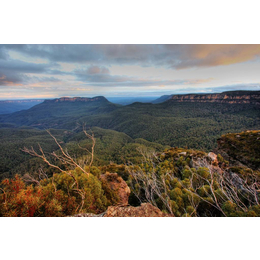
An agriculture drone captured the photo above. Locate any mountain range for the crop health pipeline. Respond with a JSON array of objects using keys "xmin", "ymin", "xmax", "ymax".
[{"xmin": 0, "ymin": 90, "xmax": 259, "ymax": 151}]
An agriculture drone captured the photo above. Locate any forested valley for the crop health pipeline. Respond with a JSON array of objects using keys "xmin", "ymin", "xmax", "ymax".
[{"xmin": 0, "ymin": 91, "xmax": 259, "ymax": 217}]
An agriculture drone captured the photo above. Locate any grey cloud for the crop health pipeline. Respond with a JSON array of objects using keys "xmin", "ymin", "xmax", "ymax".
[
  {"xmin": 2, "ymin": 44, "xmax": 260, "ymax": 70},
  {"xmin": 206, "ymin": 83, "xmax": 260, "ymax": 93},
  {"xmin": 165, "ymin": 84, "xmax": 260, "ymax": 95},
  {"xmin": 74, "ymin": 66, "xmax": 130, "ymax": 83},
  {"xmin": 0, "ymin": 57, "xmax": 61, "ymax": 86},
  {"xmin": 73, "ymin": 66, "xmax": 211, "ymax": 87},
  {"xmin": 29, "ymin": 76, "xmax": 61, "ymax": 83},
  {"xmin": 0, "ymin": 44, "xmax": 103, "ymax": 63},
  {"xmin": 0, "ymin": 70, "xmax": 28, "ymax": 86},
  {"xmin": 85, "ymin": 66, "xmax": 109, "ymax": 75},
  {"xmin": 0, "ymin": 48, "xmax": 8, "ymax": 60},
  {"xmin": 0, "ymin": 59, "xmax": 51, "ymax": 74}
]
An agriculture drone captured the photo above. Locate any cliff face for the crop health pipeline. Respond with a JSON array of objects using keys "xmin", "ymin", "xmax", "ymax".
[{"xmin": 168, "ymin": 91, "xmax": 260, "ymax": 105}]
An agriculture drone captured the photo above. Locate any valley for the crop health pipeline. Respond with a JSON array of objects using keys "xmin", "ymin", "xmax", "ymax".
[{"xmin": 0, "ymin": 90, "xmax": 260, "ymax": 217}]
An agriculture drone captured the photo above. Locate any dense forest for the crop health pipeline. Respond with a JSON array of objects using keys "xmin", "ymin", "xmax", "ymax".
[
  {"xmin": 1, "ymin": 93, "xmax": 259, "ymax": 151},
  {"xmin": 0, "ymin": 127, "xmax": 167, "ymax": 180}
]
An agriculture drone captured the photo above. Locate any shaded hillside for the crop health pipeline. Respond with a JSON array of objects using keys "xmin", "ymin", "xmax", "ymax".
[
  {"xmin": 0, "ymin": 96, "xmax": 119, "ymax": 127},
  {"xmin": 216, "ymin": 130, "xmax": 260, "ymax": 170},
  {"xmin": 151, "ymin": 95, "xmax": 172, "ymax": 104}
]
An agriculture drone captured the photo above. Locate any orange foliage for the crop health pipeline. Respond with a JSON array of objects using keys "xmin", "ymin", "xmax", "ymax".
[{"xmin": 0, "ymin": 175, "xmax": 77, "ymax": 217}]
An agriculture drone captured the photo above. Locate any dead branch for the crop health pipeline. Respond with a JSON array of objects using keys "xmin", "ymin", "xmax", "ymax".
[{"xmin": 21, "ymin": 128, "xmax": 97, "ymax": 213}]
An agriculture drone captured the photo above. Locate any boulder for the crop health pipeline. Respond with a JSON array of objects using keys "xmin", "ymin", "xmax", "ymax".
[
  {"xmin": 207, "ymin": 152, "xmax": 218, "ymax": 162},
  {"xmin": 100, "ymin": 172, "xmax": 130, "ymax": 206}
]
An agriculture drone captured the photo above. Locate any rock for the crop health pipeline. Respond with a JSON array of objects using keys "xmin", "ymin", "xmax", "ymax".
[
  {"xmin": 207, "ymin": 152, "xmax": 218, "ymax": 162},
  {"xmin": 70, "ymin": 203, "xmax": 173, "ymax": 217},
  {"xmin": 71, "ymin": 213, "xmax": 97, "ymax": 217},
  {"xmin": 103, "ymin": 203, "xmax": 172, "ymax": 217},
  {"xmin": 179, "ymin": 152, "xmax": 187, "ymax": 156},
  {"xmin": 100, "ymin": 172, "xmax": 130, "ymax": 206}
]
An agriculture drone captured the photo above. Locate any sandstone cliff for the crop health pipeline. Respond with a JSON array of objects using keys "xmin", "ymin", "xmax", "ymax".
[{"xmin": 168, "ymin": 91, "xmax": 260, "ymax": 105}]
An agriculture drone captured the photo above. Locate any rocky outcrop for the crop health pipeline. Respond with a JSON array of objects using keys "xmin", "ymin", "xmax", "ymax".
[
  {"xmin": 72, "ymin": 203, "xmax": 172, "ymax": 217},
  {"xmin": 207, "ymin": 152, "xmax": 218, "ymax": 163},
  {"xmin": 168, "ymin": 91, "xmax": 260, "ymax": 105},
  {"xmin": 100, "ymin": 172, "xmax": 130, "ymax": 206},
  {"xmin": 104, "ymin": 203, "xmax": 172, "ymax": 217}
]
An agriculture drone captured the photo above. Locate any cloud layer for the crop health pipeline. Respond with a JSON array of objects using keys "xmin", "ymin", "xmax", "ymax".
[
  {"xmin": 0, "ymin": 44, "xmax": 260, "ymax": 99},
  {"xmin": 2, "ymin": 44, "xmax": 260, "ymax": 69}
]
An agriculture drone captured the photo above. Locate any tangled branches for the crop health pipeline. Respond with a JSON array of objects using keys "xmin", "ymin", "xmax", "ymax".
[{"xmin": 128, "ymin": 148, "xmax": 260, "ymax": 217}]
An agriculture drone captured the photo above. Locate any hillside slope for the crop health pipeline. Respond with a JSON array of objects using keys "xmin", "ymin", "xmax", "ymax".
[
  {"xmin": 216, "ymin": 130, "xmax": 260, "ymax": 170},
  {"xmin": 0, "ymin": 96, "xmax": 120, "ymax": 127}
]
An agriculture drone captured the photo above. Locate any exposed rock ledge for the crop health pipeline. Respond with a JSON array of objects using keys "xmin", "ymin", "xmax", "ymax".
[{"xmin": 72, "ymin": 203, "xmax": 173, "ymax": 217}]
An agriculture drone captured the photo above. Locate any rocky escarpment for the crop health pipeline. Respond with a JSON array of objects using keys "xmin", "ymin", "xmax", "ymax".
[{"xmin": 168, "ymin": 91, "xmax": 260, "ymax": 105}]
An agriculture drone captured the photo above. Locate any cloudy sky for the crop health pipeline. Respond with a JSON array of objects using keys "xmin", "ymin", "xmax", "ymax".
[{"xmin": 1, "ymin": 44, "xmax": 260, "ymax": 100}]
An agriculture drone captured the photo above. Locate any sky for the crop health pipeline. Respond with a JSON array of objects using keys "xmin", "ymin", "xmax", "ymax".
[{"xmin": 1, "ymin": 44, "xmax": 260, "ymax": 100}]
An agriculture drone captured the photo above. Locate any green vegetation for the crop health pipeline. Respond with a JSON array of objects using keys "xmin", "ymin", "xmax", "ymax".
[
  {"xmin": 217, "ymin": 130, "xmax": 260, "ymax": 170},
  {"xmin": 0, "ymin": 169, "xmax": 120, "ymax": 217},
  {"xmin": 1, "ymin": 136, "xmax": 259, "ymax": 217},
  {"xmin": 0, "ymin": 127, "xmax": 168, "ymax": 180},
  {"xmin": 1, "ymin": 99, "xmax": 259, "ymax": 151},
  {"xmin": 127, "ymin": 147, "xmax": 260, "ymax": 217},
  {"xmin": 0, "ymin": 96, "xmax": 259, "ymax": 217}
]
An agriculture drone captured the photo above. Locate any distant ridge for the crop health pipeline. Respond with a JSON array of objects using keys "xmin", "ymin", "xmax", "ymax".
[
  {"xmin": 0, "ymin": 99, "xmax": 44, "ymax": 103},
  {"xmin": 44, "ymin": 96, "xmax": 108, "ymax": 103},
  {"xmin": 0, "ymin": 95, "xmax": 118, "ymax": 128},
  {"xmin": 153, "ymin": 90, "xmax": 260, "ymax": 105},
  {"xmin": 0, "ymin": 99, "xmax": 44, "ymax": 115}
]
